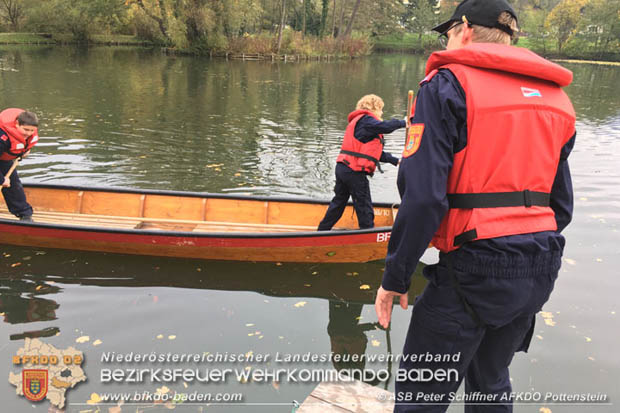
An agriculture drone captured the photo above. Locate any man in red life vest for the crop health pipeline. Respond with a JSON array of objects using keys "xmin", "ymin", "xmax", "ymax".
[
  {"xmin": 318, "ymin": 94, "xmax": 405, "ymax": 230},
  {"xmin": 0, "ymin": 109, "xmax": 40, "ymax": 221},
  {"xmin": 374, "ymin": 0, "xmax": 576, "ymax": 411}
]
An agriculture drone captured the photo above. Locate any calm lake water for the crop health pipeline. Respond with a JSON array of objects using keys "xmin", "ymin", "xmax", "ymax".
[{"xmin": 0, "ymin": 46, "xmax": 619, "ymax": 412}]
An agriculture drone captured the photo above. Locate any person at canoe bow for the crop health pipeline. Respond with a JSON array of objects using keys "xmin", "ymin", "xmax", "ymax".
[
  {"xmin": 317, "ymin": 94, "xmax": 405, "ymax": 231},
  {"xmin": 0, "ymin": 108, "xmax": 40, "ymax": 221},
  {"xmin": 374, "ymin": 0, "xmax": 576, "ymax": 411}
]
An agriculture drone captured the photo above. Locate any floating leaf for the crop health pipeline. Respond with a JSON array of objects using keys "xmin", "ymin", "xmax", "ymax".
[
  {"xmin": 76, "ymin": 336, "xmax": 90, "ymax": 343},
  {"xmin": 584, "ymin": 336, "xmax": 592, "ymax": 342},
  {"xmin": 168, "ymin": 335, "xmax": 176, "ymax": 340},
  {"xmin": 93, "ymin": 339, "xmax": 102, "ymax": 346},
  {"xmin": 539, "ymin": 408, "xmax": 552, "ymax": 413},
  {"xmin": 359, "ymin": 284, "xmax": 371, "ymax": 290},
  {"xmin": 536, "ymin": 335, "xmax": 543, "ymax": 340},
  {"xmin": 87, "ymin": 393, "xmax": 102, "ymax": 404},
  {"xmin": 246, "ymin": 323, "xmax": 255, "ymax": 327},
  {"xmin": 294, "ymin": 301, "xmax": 307, "ymax": 308},
  {"xmin": 587, "ymin": 356, "xmax": 595, "ymax": 361},
  {"xmin": 543, "ymin": 319, "xmax": 556, "ymax": 327},
  {"xmin": 371, "ymin": 340, "xmax": 380, "ymax": 347},
  {"xmin": 564, "ymin": 258, "xmax": 576, "ymax": 266},
  {"xmin": 311, "ymin": 271, "xmax": 318, "ymax": 275},
  {"xmin": 11, "ymin": 262, "xmax": 21, "ymax": 267},
  {"xmin": 157, "ymin": 334, "xmax": 164, "ymax": 339},
  {"xmin": 304, "ymin": 284, "xmax": 311, "ymax": 287},
  {"xmin": 326, "ymin": 251, "xmax": 336, "ymax": 257}
]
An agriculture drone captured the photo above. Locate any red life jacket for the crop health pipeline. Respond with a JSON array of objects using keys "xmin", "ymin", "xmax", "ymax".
[
  {"xmin": 0, "ymin": 108, "xmax": 39, "ymax": 161},
  {"xmin": 425, "ymin": 44, "xmax": 576, "ymax": 252},
  {"xmin": 336, "ymin": 109, "xmax": 384, "ymax": 175}
]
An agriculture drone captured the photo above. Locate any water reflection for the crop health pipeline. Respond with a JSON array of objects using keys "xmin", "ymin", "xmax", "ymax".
[
  {"xmin": 0, "ymin": 244, "xmax": 426, "ymax": 347},
  {"xmin": 0, "ymin": 278, "xmax": 59, "ymax": 325}
]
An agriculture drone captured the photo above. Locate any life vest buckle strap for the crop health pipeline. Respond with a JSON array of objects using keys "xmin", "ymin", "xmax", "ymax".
[
  {"xmin": 453, "ymin": 228, "xmax": 478, "ymax": 247},
  {"xmin": 338, "ymin": 150, "xmax": 380, "ymax": 165},
  {"xmin": 447, "ymin": 191, "xmax": 550, "ymax": 209},
  {"xmin": 523, "ymin": 189, "xmax": 532, "ymax": 208}
]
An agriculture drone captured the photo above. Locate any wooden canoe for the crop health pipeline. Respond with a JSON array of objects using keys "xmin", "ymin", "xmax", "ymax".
[{"xmin": 0, "ymin": 184, "xmax": 398, "ymax": 263}]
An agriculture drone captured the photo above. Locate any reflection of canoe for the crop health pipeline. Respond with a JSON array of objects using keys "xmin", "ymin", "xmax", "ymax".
[
  {"xmin": 0, "ymin": 184, "xmax": 398, "ymax": 263},
  {"xmin": 1, "ymin": 250, "xmax": 427, "ymax": 306}
]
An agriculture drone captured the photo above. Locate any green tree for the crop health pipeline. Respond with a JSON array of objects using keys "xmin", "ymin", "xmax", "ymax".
[
  {"xmin": 545, "ymin": 0, "xmax": 588, "ymax": 52},
  {"xmin": 580, "ymin": 0, "xmax": 620, "ymax": 55},
  {"xmin": 401, "ymin": 0, "xmax": 436, "ymax": 40},
  {"xmin": 0, "ymin": 0, "xmax": 25, "ymax": 30},
  {"xmin": 320, "ymin": 0, "xmax": 329, "ymax": 37}
]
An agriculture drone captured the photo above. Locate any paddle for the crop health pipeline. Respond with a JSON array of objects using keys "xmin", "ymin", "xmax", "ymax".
[
  {"xmin": 405, "ymin": 90, "xmax": 414, "ymax": 132},
  {"xmin": 3, "ymin": 158, "xmax": 19, "ymax": 187}
]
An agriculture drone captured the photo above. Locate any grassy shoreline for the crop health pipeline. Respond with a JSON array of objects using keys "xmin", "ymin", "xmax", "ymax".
[
  {"xmin": 1, "ymin": 32, "xmax": 619, "ymax": 64},
  {"xmin": 0, "ymin": 33, "xmax": 153, "ymax": 46}
]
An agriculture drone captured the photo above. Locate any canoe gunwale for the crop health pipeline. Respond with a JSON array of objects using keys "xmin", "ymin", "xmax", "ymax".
[
  {"xmin": 0, "ymin": 217, "xmax": 392, "ymax": 239},
  {"xmin": 22, "ymin": 182, "xmax": 400, "ymax": 209}
]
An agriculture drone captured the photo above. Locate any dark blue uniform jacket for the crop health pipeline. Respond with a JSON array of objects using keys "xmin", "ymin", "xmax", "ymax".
[{"xmin": 352, "ymin": 115, "xmax": 403, "ymax": 167}]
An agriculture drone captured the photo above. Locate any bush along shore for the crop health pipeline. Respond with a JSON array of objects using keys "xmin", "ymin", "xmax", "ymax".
[
  {"xmin": 1, "ymin": 32, "xmax": 618, "ymax": 64},
  {"xmin": 0, "ymin": 32, "xmax": 373, "ymax": 59}
]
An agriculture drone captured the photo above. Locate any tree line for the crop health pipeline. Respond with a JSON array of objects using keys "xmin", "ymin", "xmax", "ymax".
[{"xmin": 0, "ymin": 0, "xmax": 618, "ymax": 58}]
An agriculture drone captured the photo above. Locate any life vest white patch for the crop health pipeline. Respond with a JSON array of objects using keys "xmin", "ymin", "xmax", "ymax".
[
  {"xmin": 15, "ymin": 143, "xmax": 25, "ymax": 149},
  {"xmin": 521, "ymin": 87, "xmax": 542, "ymax": 98}
]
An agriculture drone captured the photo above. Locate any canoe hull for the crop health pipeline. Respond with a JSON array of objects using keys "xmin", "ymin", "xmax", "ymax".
[
  {"xmin": 0, "ymin": 221, "xmax": 391, "ymax": 263},
  {"xmin": 0, "ymin": 184, "xmax": 395, "ymax": 263}
]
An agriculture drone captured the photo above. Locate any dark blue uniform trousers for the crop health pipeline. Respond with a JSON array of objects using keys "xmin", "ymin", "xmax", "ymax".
[
  {"xmin": 395, "ymin": 255, "xmax": 557, "ymax": 413},
  {"xmin": 0, "ymin": 160, "xmax": 33, "ymax": 217},
  {"xmin": 318, "ymin": 162, "xmax": 374, "ymax": 230}
]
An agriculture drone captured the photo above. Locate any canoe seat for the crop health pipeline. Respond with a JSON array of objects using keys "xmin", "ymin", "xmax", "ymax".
[
  {"xmin": 0, "ymin": 210, "xmax": 141, "ymax": 229},
  {"xmin": 0, "ymin": 208, "xmax": 318, "ymax": 233}
]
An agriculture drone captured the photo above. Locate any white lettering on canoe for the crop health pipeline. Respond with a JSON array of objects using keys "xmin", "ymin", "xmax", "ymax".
[
  {"xmin": 376, "ymin": 232, "xmax": 391, "ymax": 243},
  {"xmin": 374, "ymin": 209, "xmax": 393, "ymax": 216},
  {"xmin": 174, "ymin": 240, "xmax": 196, "ymax": 246}
]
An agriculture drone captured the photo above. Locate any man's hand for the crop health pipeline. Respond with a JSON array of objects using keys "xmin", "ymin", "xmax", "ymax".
[
  {"xmin": 375, "ymin": 286, "xmax": 408, "ymax": 329},
  {"xmin": 22, "ymin": 150, "xmax": 30, "ymax": 158},
  {"xmin": 2, "ymin": 176, "xmax": 10, "ymax": 188}
]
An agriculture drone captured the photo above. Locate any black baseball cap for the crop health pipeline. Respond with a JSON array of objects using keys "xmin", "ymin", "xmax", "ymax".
[{"xmin": 432, "ymin": 0, "xmax": 518, "ymax": 36}]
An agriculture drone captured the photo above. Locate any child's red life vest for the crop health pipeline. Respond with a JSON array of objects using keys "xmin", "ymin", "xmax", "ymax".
[
  {"xmin": 337, "ymin": 109, "xmax": 384, "ymax": 175},
  {"xmin": 0, "ymin": 108, "xmax": 39, "ymax": 160}
]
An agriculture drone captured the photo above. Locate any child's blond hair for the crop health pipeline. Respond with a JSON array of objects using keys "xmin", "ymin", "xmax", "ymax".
[{"xmin": 356, "ymin": 94, "xmax": 384, "ymax": 114}]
